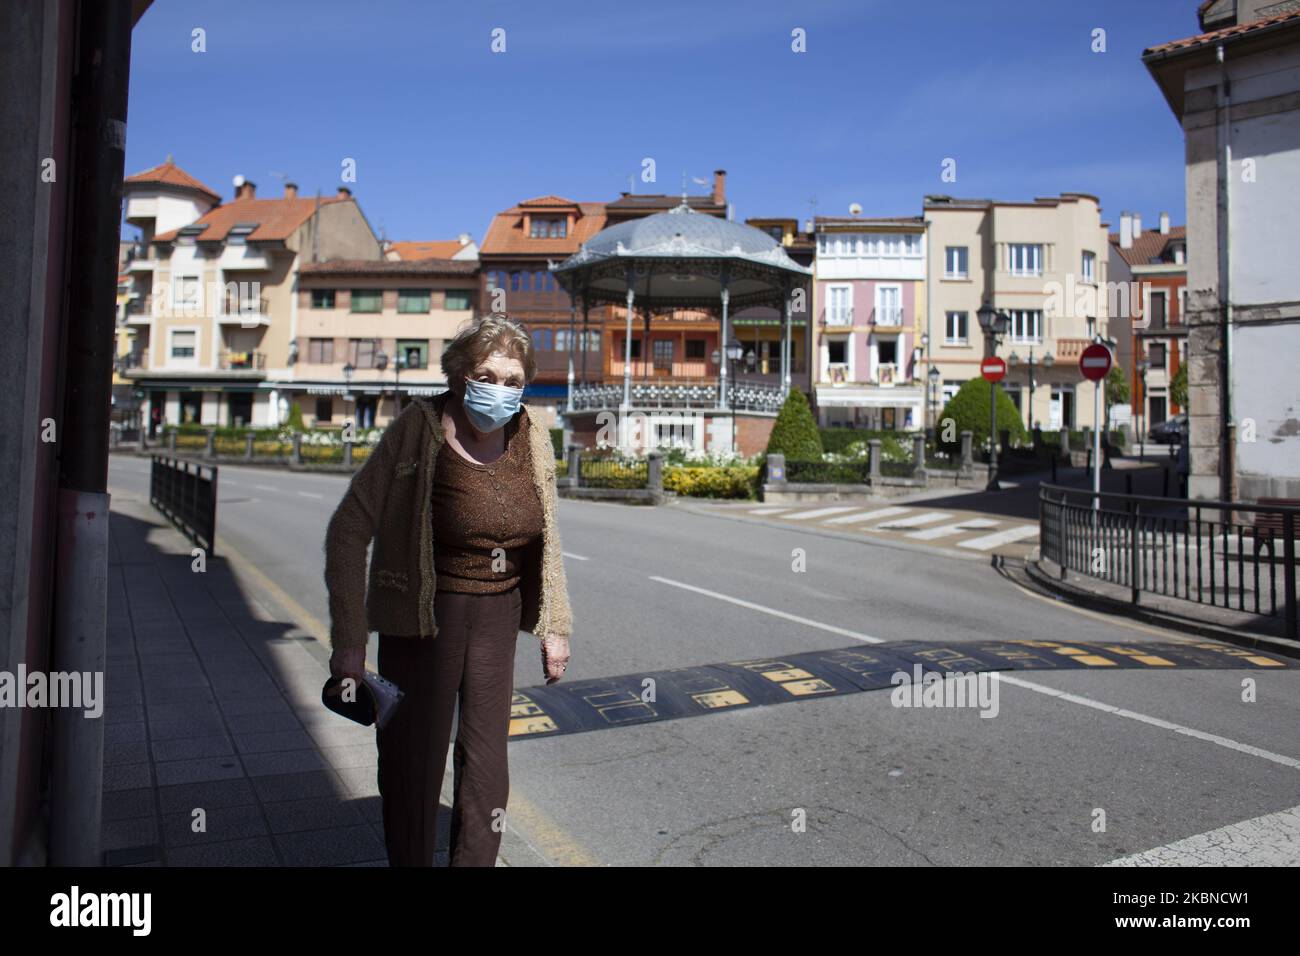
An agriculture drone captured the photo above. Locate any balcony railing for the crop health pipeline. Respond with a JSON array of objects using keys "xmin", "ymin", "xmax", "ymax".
[
  {"xmin": 220, "ymin": 350, "xmax": 266, "ymax": 372},
  {"xmin": 826, "ymin": 363, "xmax": 851, "ymax": 385},
  {"xmin": 1055, "ymin": 338, "xmax": 1091, "ymax": 360},
  {"xmin": 875, "ymin": 363, "xmax": 899, "ymax": 385},
  {"xmin": 123, "ymin": 349, "xmax": 149, "ymax": 371},
  {"xmin": 610, "ymin": 359, "xmax": 712, "ymax": 378},
  {"xmin": 821, "ymin": 307, "xmax": 854, "ymax": 326},
  {"xmin": 126, "ymin": 295, "xmax": 153, "ymax": 317},
  {"xmin": 873, "ymin": 307, "xmax": 903, "ymax": 327},
  {"xmin": 221, "ymin": 295, "xmax": 270, "ymax": 322}
]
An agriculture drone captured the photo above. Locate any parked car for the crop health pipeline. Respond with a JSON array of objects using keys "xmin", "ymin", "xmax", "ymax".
[{"xmin": 1148, "ymin": 413, "xmax": 1187, "ymax": 445}]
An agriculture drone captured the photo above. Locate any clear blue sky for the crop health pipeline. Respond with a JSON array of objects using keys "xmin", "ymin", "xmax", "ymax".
[{"xmin": 125, "ymin": 0, "xmax": 1199, "ymax": 243}]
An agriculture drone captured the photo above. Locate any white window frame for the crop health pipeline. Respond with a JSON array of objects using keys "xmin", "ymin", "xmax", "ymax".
[
  {"xmin": 173, "ymin": 274, "xmax": 203, "ymax": 316},
  {"xmin": 875, "ymin": 284, "xmax": 903, "ymax": 327},
  {"xmin": 944, "ymin": 310, "xmax": 969, "ymax": 345},
  {"xmin": 944, "ymin": 246, "xmax": 968, "ymax": 279},
  {"xmin": 826, "ymin": 284, "xmax": 854, "ymax": 325},
  {"xmin": 823, "ymin": 332, "xmax": 854, "ymax": 383},
  {"xmin": 167, "ymin": 325, "xmax": 201, "ymax": 368},
  {"xmin": 1008, "ymin": 309, "xmax": 1043, "ymax": 344},
  {"xmin": 1081, "ymin": 250, "xmax": 1096, "ymax": 284},
  {"xmin": 1008, "ymin": 243, "xmax": 1043, "ymax": 277}
]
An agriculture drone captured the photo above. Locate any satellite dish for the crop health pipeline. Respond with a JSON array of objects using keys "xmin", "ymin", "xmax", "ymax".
[
  {"xmin": 849, "ymin": 202, "xmax": 862, "ymax": 216},
  {"xmin": 233, "ymin": 174, "xmax": 246, "ymax": 187}
]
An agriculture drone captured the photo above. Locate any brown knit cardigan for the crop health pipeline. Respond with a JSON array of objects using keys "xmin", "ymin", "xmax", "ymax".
[{"xmin": 323, "ymin": 389, "xmax": 572, "ymax": 650}]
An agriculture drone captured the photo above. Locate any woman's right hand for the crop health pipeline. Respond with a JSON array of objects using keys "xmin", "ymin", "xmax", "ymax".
[{"xmin": 329, "ymin": 645, "xmax": 367, "ymax": 684}]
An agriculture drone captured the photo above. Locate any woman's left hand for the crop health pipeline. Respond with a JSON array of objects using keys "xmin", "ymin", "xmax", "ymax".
[{"xmin": 540, "ymin": 634, "xmax": 570, "ymax": 684}]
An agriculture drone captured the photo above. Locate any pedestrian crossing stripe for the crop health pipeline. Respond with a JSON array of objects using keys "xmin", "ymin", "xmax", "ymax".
[{"xmin": 506, "ymin": 640, "xmax": 1294, "ymax": 739}]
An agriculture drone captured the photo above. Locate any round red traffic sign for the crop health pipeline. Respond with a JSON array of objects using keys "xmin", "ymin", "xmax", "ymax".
[
  {"xmin": 1079, "ymin": 343, "xmax": 1113, "ymax": 382},
  {"xmin": 981, "ymin": 356, "xmax": 1006, "ymax": 382}
]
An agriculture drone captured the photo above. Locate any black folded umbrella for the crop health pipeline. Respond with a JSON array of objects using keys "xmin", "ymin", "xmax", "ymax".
[{"xmin": 321, "ymin": 675, "xmax": 379, "ymax": 726}]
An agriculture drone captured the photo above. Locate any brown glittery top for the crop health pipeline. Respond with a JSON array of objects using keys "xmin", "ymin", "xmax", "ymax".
[{"xmin": 430, "ymin": 410, "xmax": 544, "ymax": 594}]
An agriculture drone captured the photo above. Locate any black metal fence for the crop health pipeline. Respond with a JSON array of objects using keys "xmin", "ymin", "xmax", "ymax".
[
  {"xmin": 1039, "ymin": 483, "xmax": 1298, "ymax": 639},
  {"xmin": 150, "ymin": 455, "xmax": 218, "ymax": 555}
]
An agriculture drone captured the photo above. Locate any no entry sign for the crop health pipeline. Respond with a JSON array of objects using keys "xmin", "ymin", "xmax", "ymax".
[
  {"xmin": 981, "ymin": 356, "xmax": 1006, "ymax": 382},
  {"xmin": 1080, "ymin": 343, "xmax": 1112, "ymax": 382}
]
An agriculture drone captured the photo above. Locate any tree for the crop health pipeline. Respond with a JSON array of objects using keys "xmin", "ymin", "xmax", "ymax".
[
  {"xmin": 1170, "ymin": 363, "xmax": 1188, "ymax": 410},
  {"xmin": 765, "ymin": 388, "xmax": 824, "ymax": 460},
  {"xmin": 1104, "ymin": 366, "xmax": 1129, "ymax": 430},
  {"xmin": 936, "ymin": 379, "xmax": 1028, "ymax": 453}
]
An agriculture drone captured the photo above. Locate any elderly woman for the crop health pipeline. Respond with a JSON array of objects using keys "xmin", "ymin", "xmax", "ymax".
[{"xmin": 323, "ymin": 313, "xmax": 572, "ymax": 867}]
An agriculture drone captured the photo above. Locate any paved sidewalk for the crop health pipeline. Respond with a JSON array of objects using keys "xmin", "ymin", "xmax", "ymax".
[{"xmin": 101, "ymin": 486, "xmax": 509, "ymax": 866}]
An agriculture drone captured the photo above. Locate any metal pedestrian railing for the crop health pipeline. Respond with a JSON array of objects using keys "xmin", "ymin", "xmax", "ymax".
[
  {"xmin": 1039, "ymin": 483, "xmax": 1298, "ymax": 639},
  {"xmin": 578, "ymin": 455, "xmax": 649, "ymax": 489},
  {"xmin": 150, "ymin": 455, "xmax": 218, "ymax": 555}
]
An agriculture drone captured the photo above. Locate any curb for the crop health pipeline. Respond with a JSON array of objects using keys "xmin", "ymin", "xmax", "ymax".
[{"xmin": 1000, "ymin": 555, "xmax": 1300, "ymax": 661}]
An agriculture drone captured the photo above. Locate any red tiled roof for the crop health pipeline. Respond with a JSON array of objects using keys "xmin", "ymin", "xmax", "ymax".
[
  {"xmin": 1107, "ymin": 226, "xmax": 1188, "ymax": 267},
  {"xmin": 124, "ymin": 159, "xmax": 221, "ymax": 204},
  {"xmin": 299, "ymin": 258, "xmax": 478, "ymax": 277},
  {"xmin": 153, "ymin": 195, "xmax": 348, "ymax": 244},
  {"xmin": 1144, "ymin": 9, "xmax": 1300, "ymax": 57},
  {"xmin": 479, "ymin": 200, "xmax": 606, "ymax": 258},
  {"xmin": 387, "ymin": 240, "xmax": 469, "ymax": 261}
]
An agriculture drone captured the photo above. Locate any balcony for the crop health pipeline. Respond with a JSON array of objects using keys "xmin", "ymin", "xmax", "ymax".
[
  {"xmin": 125, "ymin": 295, "xmax": 153, "ymax": 324},
  {"xmin": 218, "ymin": 295, "xmax": 270, "ymax": 327},
  {"xmin": 872, "ymin": 307, "xmax": 903, "ymax": 328},
  {"xmin": 874, "ymin": 363, "xmax": 900, "ymax": 386},
  {"xmin": 826, "ymin": 362, "xmax": 851, "ymax": 385},
  {"xmin": 219, "ymin": 350, "xmax": 267, "ymax": 377},
  {"xmin": 821, "ymin": 307, "xmax": 854, "ymax": 327},
  {"xmin": 122, "ymin": 349, "xmax": 149, "ymax": 373},
  {"xmin": 1055, "ymin": 338, "xmax": 1091, "ymax": 360}
]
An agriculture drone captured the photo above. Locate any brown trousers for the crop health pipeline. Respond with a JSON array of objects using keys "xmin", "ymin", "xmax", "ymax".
[{"xmin": 376, "ymin": 585, "xmax": 521, "ymax": 867}]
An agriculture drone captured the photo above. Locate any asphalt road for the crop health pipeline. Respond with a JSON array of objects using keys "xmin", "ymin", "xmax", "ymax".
[{"xmin": 108, "ymin": 453, "xmax": 1300, "ymax": 866}]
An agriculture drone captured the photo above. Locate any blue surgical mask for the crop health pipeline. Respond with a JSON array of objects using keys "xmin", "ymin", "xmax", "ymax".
[{"xmin": 462, "ymin": 378, "xmax": 523, "ymax": 433}]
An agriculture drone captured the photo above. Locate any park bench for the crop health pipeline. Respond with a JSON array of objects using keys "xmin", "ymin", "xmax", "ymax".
[{"xmin": 1250, "ymin": 497, "xmax": 1300, "ymax": 558}]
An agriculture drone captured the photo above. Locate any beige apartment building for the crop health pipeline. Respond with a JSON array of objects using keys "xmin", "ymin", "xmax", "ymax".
[
  {"xmin": 292, "ymin": 259, "xmax": 480, "ymax": 427},
  {"xmin": 121, "ymin": 160, "xmax": 383, "ymax": 430},
  {"xmin": 924, "ymin": 193, "xmax": 1113, "ymax": 432}
]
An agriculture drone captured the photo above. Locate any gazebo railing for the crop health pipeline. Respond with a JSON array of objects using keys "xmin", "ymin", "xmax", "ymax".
[{"xmin": 568, "ymin": 380, "xmax": 785, "ymax": 413}]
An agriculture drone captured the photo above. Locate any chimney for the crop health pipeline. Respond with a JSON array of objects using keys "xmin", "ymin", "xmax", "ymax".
[
  {"xmin": 284, "ymin": 182, "xmax": 298, "ymax": 200},
  {"xmin": 236, "ymin": 180, "xmax": 257, "ymax": 200},
  {"xmin": 712, "ymin": 169, "xmax": 726, "ymax": 206},
  {"xmin": 1119, "ymin": 211, "xmax": 1133, "ymax": 249},
  {"xmin": 336, "ymin": 186, "xmax": 352, "ymax": 199},
  {"xmin": 1132, "ymin": 212, "xmax": 1142, "ymax": 239},
  {"xmin": 1159, "ymin": 211, "xmax": 1170, "ymax": 235}
]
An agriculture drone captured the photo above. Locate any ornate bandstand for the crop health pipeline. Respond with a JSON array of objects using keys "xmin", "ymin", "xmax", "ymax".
[{"xmin": 553, "ymin": 201, "xmax": 812, "ymax": 456}]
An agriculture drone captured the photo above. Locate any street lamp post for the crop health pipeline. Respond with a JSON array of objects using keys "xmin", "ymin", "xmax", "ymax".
[
  {"xmin": 342, "ymin": 362, "xmax": 355, "ymax": 427},
  {"xmin": 1136, "ymin": 354, "xmax": 1150, "ymax": 463},
  {"xmin": 1007, "ymin": 347, "xmax": 1054, "ymax": 432},
  {"xmin": 976, "ymin": 301, "xmax": 1011, "ymax": 491},
  {"xmin": 927, "ymin": 366, "xmax": 941, "ymax": 440}
]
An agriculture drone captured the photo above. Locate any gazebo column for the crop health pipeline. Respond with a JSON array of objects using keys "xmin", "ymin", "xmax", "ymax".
[
  {"xmin": 565, "ymin": 288, "xmax": 577, "ymax": 413},
  {"xmin": 718, "ymin": 268, "xmax": 731, "ymax": 412},
  {"xmin": 782, "ymin": 286, "xmax": 794, "ymax": 398},
  {"xmin": 622, "ymin": 274, "xmax": 636, "ymax": 408},
  {"xmin": 580, "ymin": 296, "xmax": 590, "ymax": 384}
]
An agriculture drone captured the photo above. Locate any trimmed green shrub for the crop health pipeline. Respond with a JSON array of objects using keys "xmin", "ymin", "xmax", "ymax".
[
  {"xmin": 765, "ymin": 388, "xmax": 823, "ymax": 460},
  {"xmin": 936, "ymin": 379, "xmax": 1028, "ymax": 453}
]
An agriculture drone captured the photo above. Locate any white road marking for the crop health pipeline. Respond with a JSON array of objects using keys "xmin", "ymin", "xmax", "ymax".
[
  {"xmin": 1104, "ymin": 804, "xmax": 1300, "ymax": 866},
  {"xmin": 749, "ymin": 507, "xmax": 791, "ymax": 515},
  {"xmin": 906, "ymin": 518, "xmax": 1000, "ymax": 540},
  {"xmin": 998, "ymin": 674, "xmax": 1300, "ymax": 770},
  {"xmin": 254, "ymin": 484, "xmax": 279, "ymax": 492},
  {"xmin": 823, "ymin": 507, "xmax": 911, "ymax": 525},
  {"xmin": 957, "ymin": 525, "xmax": 1039, "ymax": 550},
  {"xmin": 875, "ymin": 511, "xmax": 953, "ymax": 529},
  {"xmin": 562, "ymin": 552, "xmax": 589, "ymax": 560},
  {"xmin": 780, "ymin": 506, "xmax": 861, "ymax": 521},
  {"xmin": 297, "ymin": 491, "xmax": 325, "ymax": 500},
  {"xmin": 649, "ymin": 576, "xmax": 884, "ymax": 643}
]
